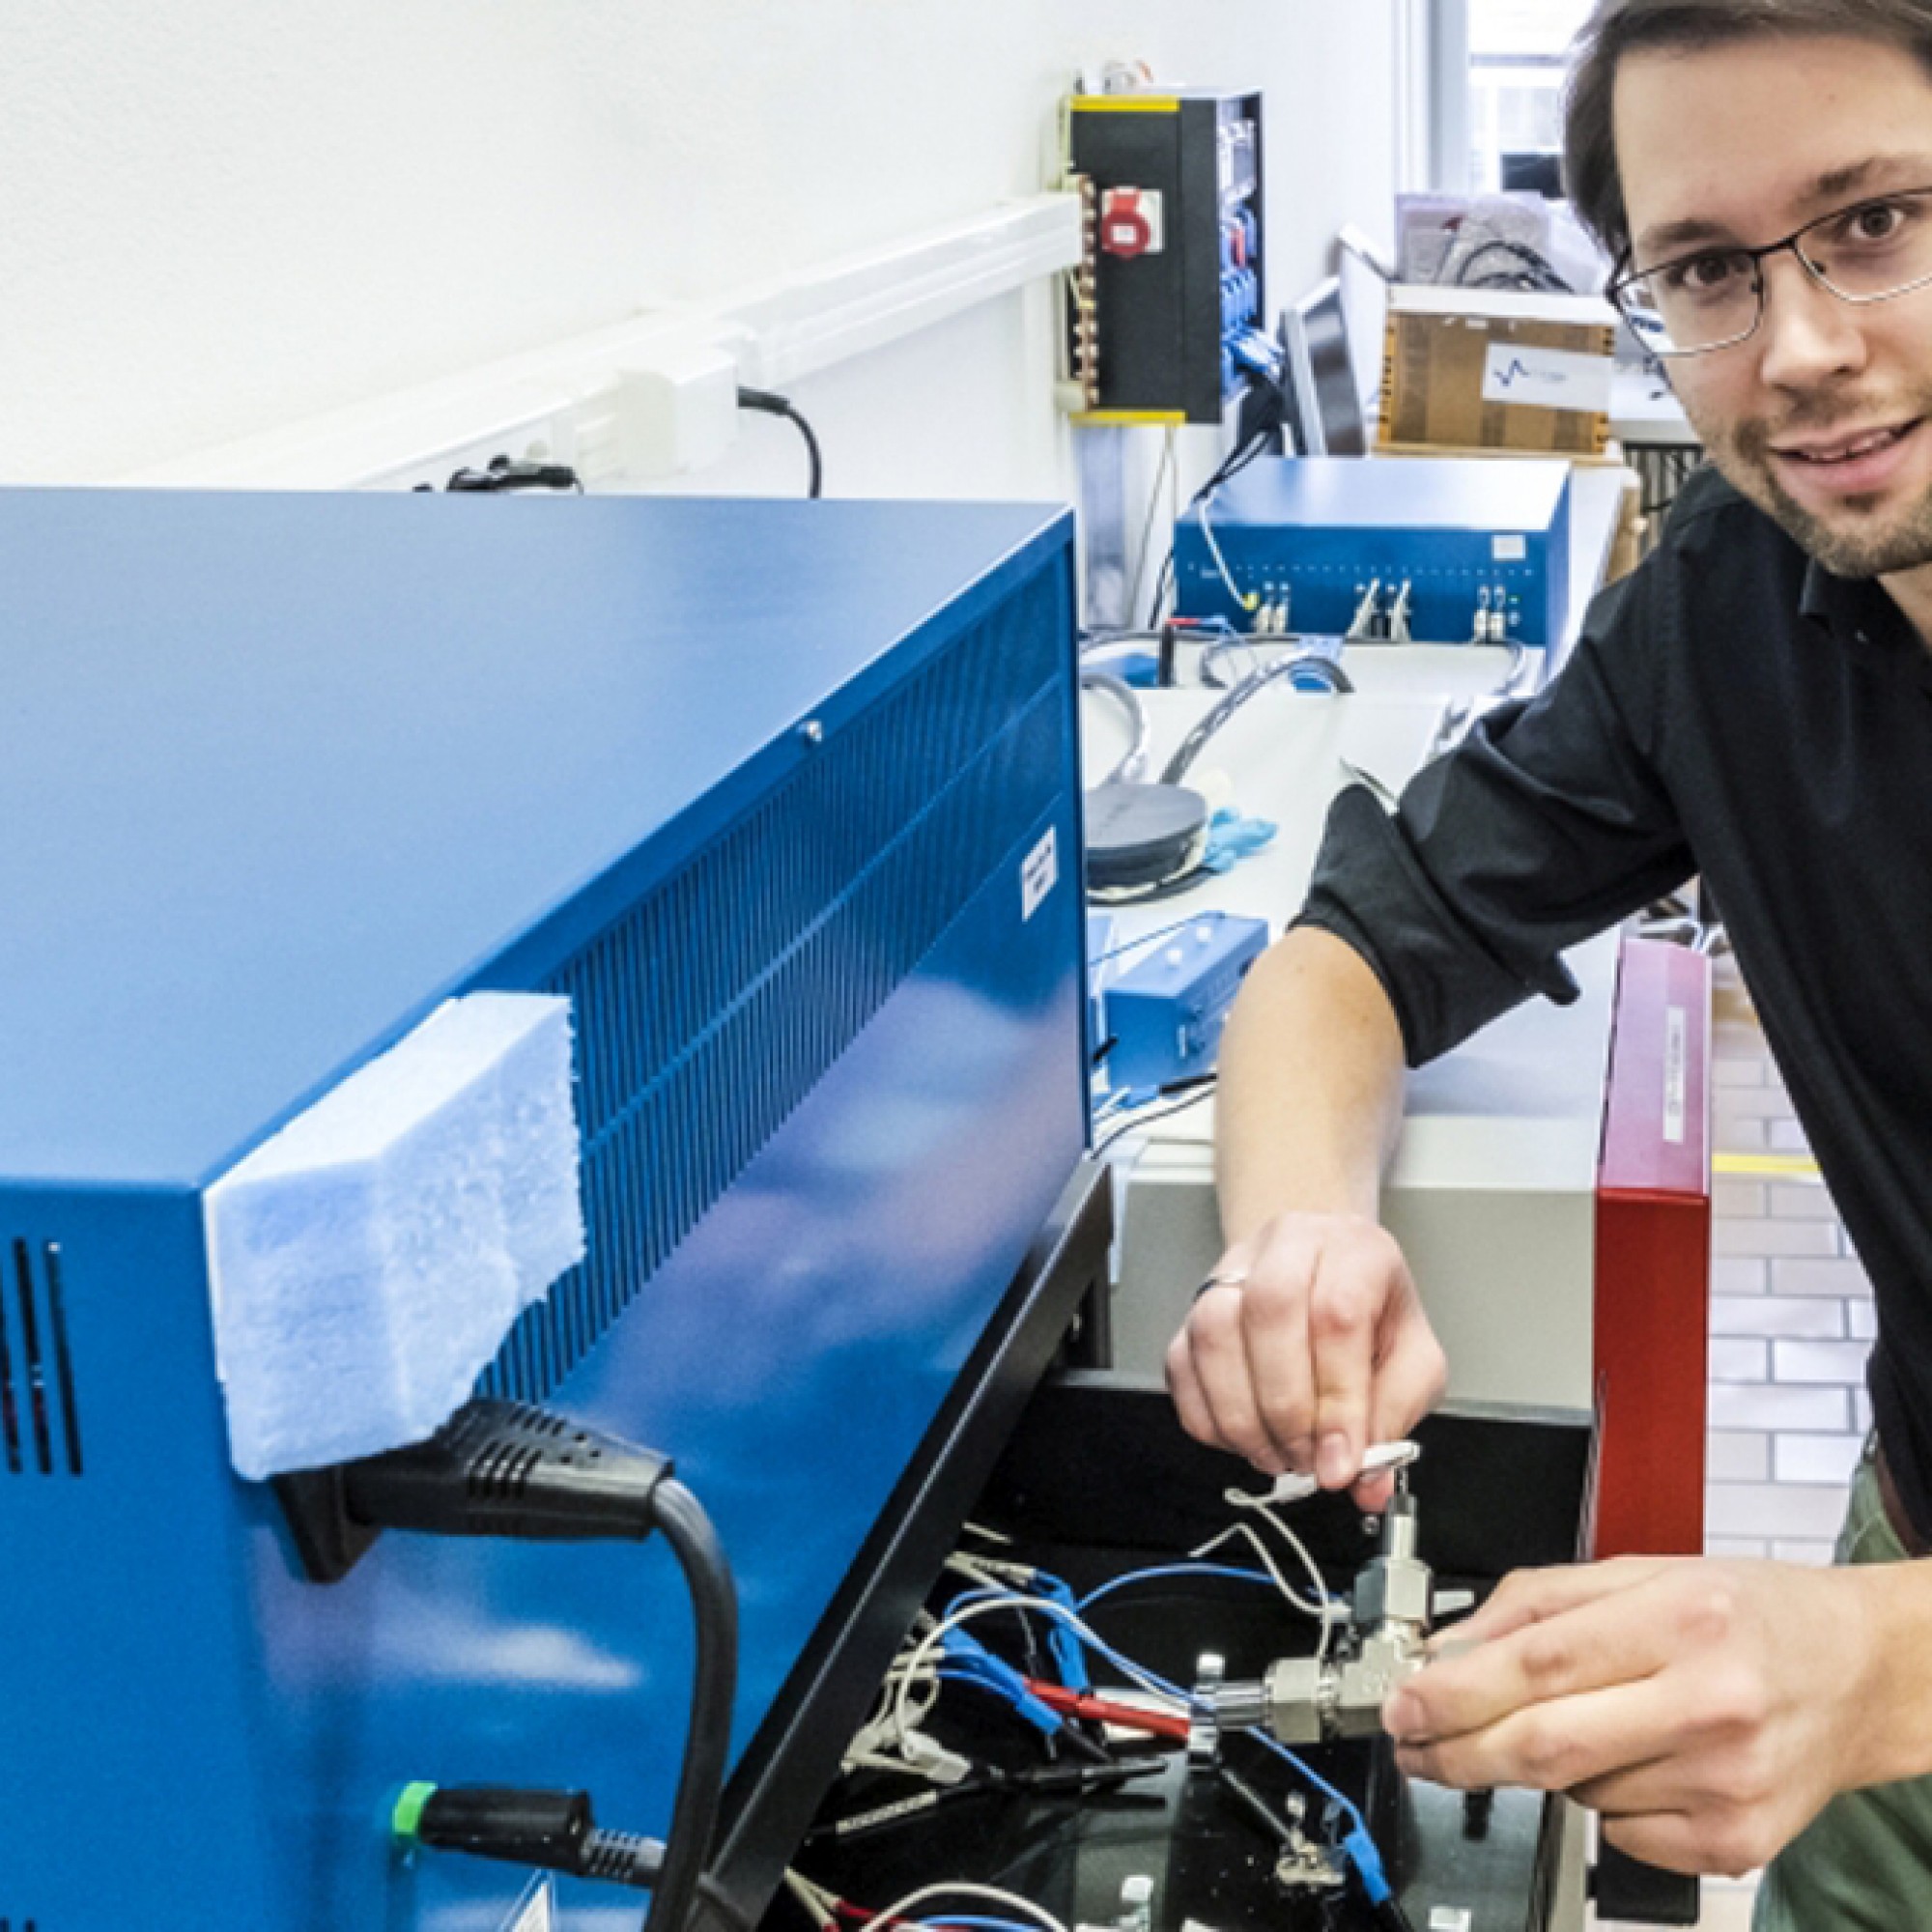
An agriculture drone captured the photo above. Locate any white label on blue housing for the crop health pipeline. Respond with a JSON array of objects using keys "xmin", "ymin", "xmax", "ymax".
[
  {"xmin": 1021, "ymin": 826, "xmax": 1059, "ymax": 922},
  {"xmin": 1480, "ymin": 342, "xmax": 1614, "ymax": 412}
]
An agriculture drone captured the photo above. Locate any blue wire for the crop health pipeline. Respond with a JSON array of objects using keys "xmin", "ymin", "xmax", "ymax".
[
  {"xmin": 932, "ymin": 1586, "xmax": 1166, "ymax": 1693},
  {"xmin": 1243, "ymin": 1727, "xmax": 1393, "ymax": 1906},
  {"xmin": 921, "ymin": 1918, "xmax": 1051, "ymax": 1932},
  {"xmin": 1074, "ymin": 1561, "xmax": 1281, "ymax": 1614},
  {"xmin": 929, "ymin": 1573, "xmax": 1397, "ymax": 1908},
  {"xmin": 942, "ymin": 1581, "xmax": 1059, "ymax": 1628},
  {"xmin": 943, "ymin": 1563, "xmax": 1073, "ymax": 1613}
]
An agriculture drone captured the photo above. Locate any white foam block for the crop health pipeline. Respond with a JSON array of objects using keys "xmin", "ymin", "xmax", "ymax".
[{"xmin": 205, "ymin": 992, "xmax": 586, "ymax": 1480}]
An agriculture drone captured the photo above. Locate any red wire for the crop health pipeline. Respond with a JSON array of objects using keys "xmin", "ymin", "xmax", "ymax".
[{"xmin": 1024, "ymin": 1680, "xmax": 1190, "ymax": 1740}]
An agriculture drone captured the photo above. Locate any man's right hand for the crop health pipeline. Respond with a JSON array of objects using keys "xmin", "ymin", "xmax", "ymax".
[{"xmin": 1164, "ymin": 1210, "xmax": 1447, "ymax": 1505}]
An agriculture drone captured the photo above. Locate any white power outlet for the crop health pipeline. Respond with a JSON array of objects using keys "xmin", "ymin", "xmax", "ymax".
[{"xmin": 615, "ymin": 337, "xmax": 742, "ymax": 480}]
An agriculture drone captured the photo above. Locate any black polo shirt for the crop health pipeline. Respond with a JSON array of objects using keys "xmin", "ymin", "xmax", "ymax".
[{"xmin": 1300, "ymin": 464, "xmax": 1932, "ymax": 1539}]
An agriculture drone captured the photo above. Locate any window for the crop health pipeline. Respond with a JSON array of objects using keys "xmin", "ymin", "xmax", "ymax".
[{"xmin": 1468, "ymin": 0, "xmax": 1595, "ymax": 193}]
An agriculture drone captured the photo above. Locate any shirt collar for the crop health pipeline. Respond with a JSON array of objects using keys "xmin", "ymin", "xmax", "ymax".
[{"xmin": 1798, "ymin": 557, "xmax": 1932, "ymax": 680}]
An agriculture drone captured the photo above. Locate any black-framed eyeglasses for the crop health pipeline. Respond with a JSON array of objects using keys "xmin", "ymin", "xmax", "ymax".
[{"xmin": 1607, "ymin": 185, "xmax": 1932, "ymax": 356}]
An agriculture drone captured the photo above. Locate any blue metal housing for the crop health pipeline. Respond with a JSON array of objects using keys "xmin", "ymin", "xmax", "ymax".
[
  {"xmin": 1174, "ymin": 454, "xmax": 1572, "ymax": 646},
  {"xmin": 0, "ymin": 488, "xmax": 1086, "ymax": 1930}
]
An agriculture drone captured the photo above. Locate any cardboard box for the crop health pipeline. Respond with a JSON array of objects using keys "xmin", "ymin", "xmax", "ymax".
[{"xmin": 1379, "ymin": 284, "xmax": 1619, "ymax": 456}]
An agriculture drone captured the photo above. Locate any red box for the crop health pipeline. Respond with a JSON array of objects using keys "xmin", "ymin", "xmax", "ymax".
[{"xmin": 1593, "ymin": 937, "xmax": 1713, "ymax": 1557}]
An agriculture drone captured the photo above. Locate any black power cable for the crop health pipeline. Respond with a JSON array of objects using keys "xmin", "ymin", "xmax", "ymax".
[
  {"xmin": 1450, "ymin": 237, "xmax": 1573, "ymax": 293},
  {"xmin": 649, "ymin": 1479, "xmax": 737, "ymax": 1932},
  {"xmin": 736, "ymin": 386, "xmax": 824, "ymax": 497},
  {"xmin": 346, "ymin": 1399, "xmax": 738, "ymax": 1932}
]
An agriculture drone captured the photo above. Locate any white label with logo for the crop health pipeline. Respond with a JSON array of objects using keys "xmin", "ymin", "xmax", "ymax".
[
  {"xmin": 1663, "ymin": 1005, "xmax": 1688, "ymax": 1145},
  {"xmin": 1492, "ymin": 533, "xmax": 1526, "ymax": 561},
  {"xmin": 1021, "ymin": 826, "xmax": 1060, "ymax": 922},
  {"xmin": 1480, "ymin": 343, "xmax": 1614, "ymax": 412}
]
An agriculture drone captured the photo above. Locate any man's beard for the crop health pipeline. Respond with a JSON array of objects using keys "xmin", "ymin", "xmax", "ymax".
[{"xmin": 1711, "ymin": 406, "xmax": 1932, "ymax": 578}]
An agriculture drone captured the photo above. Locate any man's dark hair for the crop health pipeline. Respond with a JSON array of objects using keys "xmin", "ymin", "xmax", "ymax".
[{"xmin": 1564, "ymin": 0, "xmax": 1932, "ymax": 262}]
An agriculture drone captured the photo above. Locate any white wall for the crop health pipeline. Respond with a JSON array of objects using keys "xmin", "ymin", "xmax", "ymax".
[{"xmin": 1, "ymin": 2, "xmax": 1404, "ymax": 497}]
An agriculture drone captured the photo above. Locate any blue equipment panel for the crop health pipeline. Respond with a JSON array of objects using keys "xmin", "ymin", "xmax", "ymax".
[
  {"xmin": 1173, "ymin": 455, "xmax": 1572, "ymax": 647},
  {"xmin": 0, "ymin": 488, "xmax": 1086, "ymax": 1930}
]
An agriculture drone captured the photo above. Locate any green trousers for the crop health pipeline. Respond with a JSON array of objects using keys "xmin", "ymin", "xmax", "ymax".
[{"xmin": 1752, "ymin": 1443, "xmax": 1932, "ymax": 1930}]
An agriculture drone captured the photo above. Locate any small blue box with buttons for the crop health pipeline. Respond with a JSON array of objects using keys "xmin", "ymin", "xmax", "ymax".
[{"xmin": 1101, "ymin": 911, "xmax": 1270, "ymax": 1103}]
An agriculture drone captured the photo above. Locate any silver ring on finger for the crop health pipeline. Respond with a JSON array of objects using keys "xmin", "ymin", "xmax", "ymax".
[{"xmin": 1194, "ymin": 1270, "xmax": 1248, "ymax": 1301}]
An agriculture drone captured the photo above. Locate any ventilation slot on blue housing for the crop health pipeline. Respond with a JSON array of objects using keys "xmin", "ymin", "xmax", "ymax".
[
  {"xmin": 1, "ymin": 1239, "xmax": 82, "ymax": 1478},
  {"xmin": 479, "ymin": 570, "xmax": 1067, "ymax": 1406}
]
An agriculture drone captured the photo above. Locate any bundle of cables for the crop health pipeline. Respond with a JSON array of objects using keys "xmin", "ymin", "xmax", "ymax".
[
  {"xmin": 790, "ymin": 1486, "xmax": 1416, "ymax": 1932},
  {"xmin": 1143, "ymin": 358, "xmax": 1290, "ymax": 634}
]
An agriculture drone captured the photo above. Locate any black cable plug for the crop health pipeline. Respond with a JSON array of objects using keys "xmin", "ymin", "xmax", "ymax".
[
  {"xmin": 342, "ymin": 1398, "xmax": 670, "ymax": 1541},
  {"xmin": 440, "ymin": 454, "xmax": 585, "ymax": 493},
  {"xmin": 394, "ymin": 1782, "xmax": 664, "ymax": 1889}
]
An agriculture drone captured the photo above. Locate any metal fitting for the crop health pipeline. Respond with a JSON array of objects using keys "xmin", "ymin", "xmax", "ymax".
[{"xmin": 1203, "ymin": 1488, "xmax": 1435, "ymax": 1747}]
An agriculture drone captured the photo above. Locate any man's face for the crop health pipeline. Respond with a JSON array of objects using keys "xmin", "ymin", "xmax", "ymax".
[{"xmin": 1615, "ymin": 34, "xmax": 1932, "ymax": 581}]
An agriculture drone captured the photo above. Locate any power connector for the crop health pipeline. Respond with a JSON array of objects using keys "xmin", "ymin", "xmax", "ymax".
[
  {"xmin": 273, "ymin": 1398, "xmax": 670, "ymax": 1584},
  {"xmin": 392, "ymin": 1782, "xmax": 663, "ymax": 1890},
  {"xmin": 342, "ymin": 1399, "xmax": 671, "ymax": 1543}
]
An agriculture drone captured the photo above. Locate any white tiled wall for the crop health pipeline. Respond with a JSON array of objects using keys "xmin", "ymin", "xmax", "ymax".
[{"xmin": 1702, "ymin": 958, "xmax": 1865, "ymax": 1571}]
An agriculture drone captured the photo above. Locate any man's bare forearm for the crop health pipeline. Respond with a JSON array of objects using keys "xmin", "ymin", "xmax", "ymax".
[
  {"xmin": 1214, "ymin": 925, "xmax": 1407, "ymax": 1247},
  {"xmin": 1175, "ymin": 924, "xmax": 1443, "ymax": 1487}
]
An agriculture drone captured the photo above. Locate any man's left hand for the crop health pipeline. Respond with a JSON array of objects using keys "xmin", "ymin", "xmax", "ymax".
[{"xmin": 1382, "ymin": 1555, "xmax": 1875, "ymax": 1875}]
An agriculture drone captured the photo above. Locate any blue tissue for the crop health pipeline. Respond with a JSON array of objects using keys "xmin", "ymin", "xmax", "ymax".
[{"xmin": 1199, "ymin": 808, "xmax": 1278, "ymax": 873}]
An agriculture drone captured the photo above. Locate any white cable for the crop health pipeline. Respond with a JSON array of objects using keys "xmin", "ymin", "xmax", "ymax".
[
  {"xmin": 960, "ymin": 1520, "xmax": 1017, "ymax": 1549},
  {"xmin": 867, "ymin": 1880, "xmax": 1074, "ymax": 1932},
  {"xmin": 1125, "ymin": 429, "xmax": 1176, "ymax": 627},
  {"xmin": 1195, "ymin": 490, "xmax": 1256, "ymax": 613},
  {"xmin": 1166, "ymin": 424, "xmax": 1180, "ymax": 583},
  {"xmin": 784, "ymin": 1870, "xmax": 840, "ymax": 1932},
  {"xmin": 1188, "ymin": 1520, "xmax": 1331, "ymax": 1627},
  {"xmin": 943, "ymin": 1553, "xmax": 1018, "ymax": 1593},
  {"xmin": 848, "ymin": 1647, "xmax": 940, "ymax": 1767},
  {"xmin": 1232, "ymin": 1493, "xmax": 1341, "ymax": 1669}
]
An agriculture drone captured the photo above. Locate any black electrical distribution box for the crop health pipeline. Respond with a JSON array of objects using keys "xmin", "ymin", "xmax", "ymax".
[{"xmin": 1069, "ymin": 88, "xmax": 1264, "ymax": 425}]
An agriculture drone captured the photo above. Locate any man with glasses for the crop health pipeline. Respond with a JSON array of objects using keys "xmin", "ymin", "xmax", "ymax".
[{"xmin": 1165, "ymin": 1, "xmax": 1932, "ymax": 1921}]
